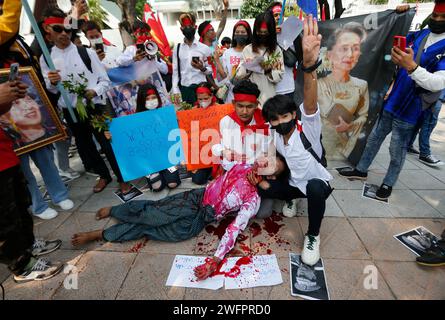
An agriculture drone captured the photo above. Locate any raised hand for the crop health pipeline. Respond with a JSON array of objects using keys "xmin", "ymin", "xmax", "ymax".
[{"xmin": 302, "ymin": 14, "xmax": 322, "ymax": 67}]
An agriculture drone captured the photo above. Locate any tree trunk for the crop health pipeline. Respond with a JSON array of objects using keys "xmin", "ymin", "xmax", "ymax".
[{"xmin": 110, "ymin": 0, "xmax": 138, "ymax": 48}]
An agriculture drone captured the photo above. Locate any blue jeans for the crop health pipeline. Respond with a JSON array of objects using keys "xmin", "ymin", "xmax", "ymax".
[
  {"xmin": 356, "ymin": 110, "xmax": 416, "ymax": 187},
  {"xmin": 20, "ymin": 145, "xmax": 69, "ymax": 214},
  {"xmin": 409, "ymin": 100, "xmax": 442, "ymax": 157}
]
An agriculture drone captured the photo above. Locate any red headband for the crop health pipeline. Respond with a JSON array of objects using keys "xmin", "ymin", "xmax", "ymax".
[
  {"xmin": 234, "ymin": 93, "xmax": 257, "ymax": 103},
  {"xmin": 235, "ymin": 20, "xmax": 250, "ymax": 32},
  {"xmin": 434, "ymin": 3, "xmax": 445, "ymax": 13},
  {"xmin": 196, "ymin": 86, "xmax": 212, "ymax": 95},
  {"xmin": 272, "ymin": 6, "xmax": 282, "ymax": 14},
  {"xmin": 200, "ymin": 23, "xmax": 213, "ymax": 42},
  {"xmin": 182, "ymin": 17, "xmax": 192, "ymax": 26},
  {"xmin": 146, "ymin": 89, "xmax": 157, "ymax": 96},
  {"xmin": 44, "ymin": 17, "xmax": 65, "ymax": 26},
  {"xmin": 260, "ymin": 21, "xmax": 268, "ymax": 29}
]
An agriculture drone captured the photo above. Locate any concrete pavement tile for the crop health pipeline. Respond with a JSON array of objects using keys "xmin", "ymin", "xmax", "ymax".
[
  {"xmin": 323, "ymin": 259, "xmax": 395, "ymax": 300},
  {"xmin": 0, "ymin": 264, "xmax": 10, "ymax": 284},
  {"xmin": 333, "ymin": 190, "xmax": 393, "ymax": 218},
  {"xmin": 375, "ymin": 261, "xmax": 445, "ymax": 300},
  {"xmin": 397, "ymin": 218, "xmax": 445, "ymax": 238},
  {"xmin": 295, "ymin": 196, "xmax": 345, "ymax": 217},
  {"xmin": 299, "ymin": 217, "xmax": 370, "ymax": 260},
  {"xmin": 116, "ymin": 253, "xmax": 186, "ymax": 300},
  {"xmin": 78, "ymin": 187, "xmax": 121, "ymax": 212},
  {"xmin": 64, "ymin": 186, "xmax": 94, "ymax": 212},
  {"xmin": 385, "ymin": 190, "xmax": 442, "ymax": 218},
  {"xmin": 33, "ymin": 211, "xmax": 73, "ymax": 239},
  {"xmin": 415, "ymin": 190, "xmax": 445, "ymax": 216},
  {"xmin": 398, "ymin": 169, "xmax": 445, "ymax": 190},
  {"xmin": 417, "ymin": 165, "xmax": 445, "ymax": 184},
  {"xmin": 52, "ymin": 251, "xmax": 136, "ymax": 300},
  {"xmin": 184, "ymin": 286, "xmax": 253, "ymax": 300},
  {"xmin": 2, "ymin": 249, "xmax": 85, "ymax": 300},
  {"xmin": 141, "ymin": 237, "xmax": 197, "ymax": 255}
]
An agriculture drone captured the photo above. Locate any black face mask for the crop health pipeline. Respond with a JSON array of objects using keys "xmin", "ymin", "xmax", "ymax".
[
  {"xmin": 257, "ymin": 35, "xmax": 269, "ymax": 45},
  {"xmin": 234, "ymin": 35, "xmax": 248, "ymax": 46},
  {"xmin": 271, "ymin": 119, "xmax": 295, "ymax": 136},
  {"xmin": 428, "ymin": 19, "xmax": 445, "ymax": 34},
  {"xmin": 183, "ymin": 27, "xmax": 196, "ymax": 40}
]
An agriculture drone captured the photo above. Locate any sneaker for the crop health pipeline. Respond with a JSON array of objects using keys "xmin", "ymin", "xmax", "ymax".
[
  {"xmin": 34, "ymin": 207, "xmax": 58, "ymax": 220},
  {"xmin": 338, "ymin": 168, "xmax": 367, "ymax": 180},
  {"xmin": 375, "ymin": 184, "xmax": 392, "ymax": 200},
  {"xmin": 58, "ymin": 168, "xmax": 80, "ymax": 179},
  {"xmin": 282, "ymin": 199, "xmax": 298, "ymax": 217},
  {"xmin": 419, "ymin": 155, "xmax": 443, "ymax": 167},
  {"xmin": 301, "ymin": 234, "xmax": 320, "ymax": 266},
  {"xmin": 31, "ymin": 238, "xmax": 62, "ymax": 257},
  {"xmin": 55, "ymin": 199, "xmax": 74, "ymax": 211},
  {"xmin": 416, "ymin": 245, "xmax": 445, "ymax": 267},
  {"xmin": 13, "ymin": 258, "xmax": 64, "ymax": 283},
  {"xmin": 407, "ymin": 146, "xmax": 420, "ymax": 155}
]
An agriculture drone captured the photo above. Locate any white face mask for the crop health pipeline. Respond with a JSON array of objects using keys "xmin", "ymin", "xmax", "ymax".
[
  {"xmin": 145, "ymin": 99, "xmax": 158, "ymax": 110},
  {"xmin": 90, "ymin": 37, "xmax": 103, "ymax": 47},
  {"xmin": 199, "ymin": 99, "xmax": 212, "ymax": 108}
]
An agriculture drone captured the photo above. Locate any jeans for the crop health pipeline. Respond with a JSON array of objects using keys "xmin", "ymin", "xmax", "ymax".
[
  {"xmin": 20, "ymin": 145, "xmax": 69, "ymax": 214},
  {"xmin": 356, "ymin": 110, "xmax": 416, "ymax": 187},
  {"xmin": 409, "ymin": 100, "xmax": 442, "ymax": 157},
  {"xmin": 55, "ymin": 138, "xmax": 70, "ymax": 172},
  {"xmin": 258, "ymin": 178, "xmax": 332, "ymax": 236},
  {"xmin": 0, "ymin": 166, "xmax": 34, "ymax": 275}
]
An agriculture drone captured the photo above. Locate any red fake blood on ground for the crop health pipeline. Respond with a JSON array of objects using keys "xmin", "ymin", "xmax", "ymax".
[
  {"xmin": 205, "ymin": 216, "xmax": 236, "ymax": 240},
  {"xmin": 225, "ymin": 256, "xmax": 253, "ymax": 278},
  {"xmin": 266, "ymin": 249, "xmax": 272, "ymax": 254},
  {"xmin": 263, "ymin": 213, "xmax": 284, "ymax": 236},
  {"xmin": 239, "ymin": 243, "xmax": 252, "ymax": 255},
  {"xmin": 249, "ymin": 222, "xmax": 262, "ymax": 238},
  {"xmin": 128, "ymin": 238, "xmax": 148, "ymax": 253},
  {"xmin": 211, "ymin": 258, "xmax": 228, "ymax": 277}
]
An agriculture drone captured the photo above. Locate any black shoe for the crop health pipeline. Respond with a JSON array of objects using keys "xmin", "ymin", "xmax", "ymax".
[
  {"xmin": 416, "ymin": 246, "xmax": 445, "ymax": 267},
  {"xmin": 338, "ymin": 168, "xmax": 367, "ymax": 180},
  {"xmin": 419, "ymin": 154, "xmax": 443, "ymax": 167},
  {"xmin": 375, "ymin": 184, "xmax": 392, "ymax": 200},
  {"xmin": 407, "ymin": 146, "xmax": 420, "ymax": 155}
]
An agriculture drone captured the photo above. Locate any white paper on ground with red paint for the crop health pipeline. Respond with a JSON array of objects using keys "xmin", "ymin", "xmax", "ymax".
[
  {"xmin": 224, "ymin": 255, "xmax": 283, "ymax": 290},
  {"xmin": 166, "ymin": 255, "xmax": 283, "ymax": 290},
  {"xmin": 165, "ymin": 255, "xmax": 224, "ymax": 290}
]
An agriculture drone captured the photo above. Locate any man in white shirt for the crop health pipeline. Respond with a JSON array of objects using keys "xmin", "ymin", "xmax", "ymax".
[
  {"xmin": 248, "ymin": 16, "xmax": 333, "ymax": 267},
  {"xmin": 172, "ymin": 13, "xmax": 213, "ymax": 105},
  {"xmin": 82, "ymin": 21, "xmax": 123, "ymax": 70},
  {"xmin": 40, "ymin": 10, "xmax": 131, "ymax": 194}
]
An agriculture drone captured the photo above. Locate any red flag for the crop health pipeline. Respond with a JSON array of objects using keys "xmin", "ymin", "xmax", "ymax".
[
  {"xmin": 321, "ymin": 4, "xmax": 326, "ymax": 21},
  {"xmin": 143, "ymin": 4, "xmax": 172, "ymax": 59}
]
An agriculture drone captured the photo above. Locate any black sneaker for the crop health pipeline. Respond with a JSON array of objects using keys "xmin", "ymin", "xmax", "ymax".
[
  {"xmin": 338, "ymin": 168, "xmax": 367, "ymax": 180},
  {"xmin": 13, "ymin": 258, "xmax": 64, "ymax": 283},
  {"xmin": 419, "ymin": 155, "xmax": 443, "ymax": 167},
  {"xmin": 407, "ymin": 146, "xmax": 420, "ymax": 155},
  {"xmin": 31, "ymin": 238, "xmax": 62, "ymax": 257},
  {"xmin": 375, "ymin": 184, "xmax": 392, "ymax": 200},
  {"xmin": 416, "ymin": 245, "xmax": 445, "ymax": 267}
]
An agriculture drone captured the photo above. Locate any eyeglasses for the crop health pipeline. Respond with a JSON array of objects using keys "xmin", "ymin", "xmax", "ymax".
[{"xmin": 50, "ymin": 25, "xmax": 72, "ymax": 34}]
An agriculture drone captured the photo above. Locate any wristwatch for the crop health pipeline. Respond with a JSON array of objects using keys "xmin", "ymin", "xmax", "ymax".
[{"xmin": 301, "ymin": 59, "xmax": 322, "ymax": 73}]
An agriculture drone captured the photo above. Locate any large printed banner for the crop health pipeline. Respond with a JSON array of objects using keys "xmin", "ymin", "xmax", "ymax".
[
  {"xmin": 294, "ymin": 9, "xmax": 415, "ymax": 165},
  {"xmin": 110, "ymin": 105, "xmax": 184, "ymax": 181},
  {"xmin": 176, "ymin": 104, "xmax": 234, "ymax": 171}
]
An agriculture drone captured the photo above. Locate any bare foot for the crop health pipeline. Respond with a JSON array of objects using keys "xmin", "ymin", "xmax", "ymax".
[
  {"xmin": 71, "ymin": 230, "xmax": 103, "ymax": 246},
  {"xmin": 96, "ymin": 207, "xmax": 111, "ymax": 220}
]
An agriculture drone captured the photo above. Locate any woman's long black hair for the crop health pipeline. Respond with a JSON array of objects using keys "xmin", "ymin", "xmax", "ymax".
[
  {"xmin": 231, "ymin": 20, "xmax": 252, "ymax": 48},
  {"xmin": 252, "ymin": 11, "xmax": 277, "ymax": 54},
  {"xmin": 136, "ymin": 83, "xmax": 162, "ymax": 113}
]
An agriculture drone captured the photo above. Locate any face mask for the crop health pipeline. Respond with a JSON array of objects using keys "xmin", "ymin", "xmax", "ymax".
[
  {"xmin": 90, "ymin": 37, "xmax": 103, "ymax": 47},
  {"xmin": 145, "ymin": 99, "xmax": 158, "ymax": 110},
  {"xmin": 183, "ymin": 27, "xmax": 196, "ymax": 40},
  {"xmin": 428, "ymin": 19, "xmax": 445, "ymax": 34},
  {"xmin": 234, "ymin": 35, "xmax": 248, "ymax": 46},
  {"xmin": 257, "ymin": 35, "xmax": 269, "ymax": 44},
  {"xmin": 271, "ymin": 119, "xmax": 295, "ymax": 136},
  {"xmin": 199, "ymin": 99, "xmax": 212, "ymax": 108}
]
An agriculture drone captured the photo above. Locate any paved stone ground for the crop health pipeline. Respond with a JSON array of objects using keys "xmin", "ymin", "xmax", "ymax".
[{"xmin": 1, "ymin": 109, "xmax": 445, "ymax": 300}]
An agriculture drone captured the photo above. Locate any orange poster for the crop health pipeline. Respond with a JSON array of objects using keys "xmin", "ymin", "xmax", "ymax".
[{"xmin": 176, "ymin": 104, "xmax": 234, "ymax": 171}]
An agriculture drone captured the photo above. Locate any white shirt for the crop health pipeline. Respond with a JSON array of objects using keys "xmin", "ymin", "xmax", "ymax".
[
  {"xmin": 272, "ymin": 103, "xmax": 332, "ymax": 194},
  {"xmin": 212, "ymin": 115, "xmax": 271, "ymax": 172},
  {"xmin": 116, "ymin": 45, "xmax": 168, "ymax": 75},
  {"xmin": 101, "ymin": 45, "xmax": 124, "ymax": 70},
  {"xmin": 40, "ymin": 43, "xmax": 111, "ymax": 108},
  {"xmin": 172, "ymin": 39, "xmax": 212, "ymax": 94},
  {"xmin": 220, "ymin": 48, "xmax": 244, "ymax": 102},
  {"xmin": 410, "ymin": 31, "xmax": 445, "ymax": 92}
]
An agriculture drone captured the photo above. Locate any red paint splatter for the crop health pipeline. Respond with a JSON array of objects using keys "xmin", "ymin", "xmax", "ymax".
[
  {"xmin": 266, "ymin": 249, "xmax": 272, "ymax": 254},
  {"xmin": 263, "ymin": 213, "xmax": 284, "ymax": 236},
  {"xmin": 239, "ymin": 243, "xmax": 252, "ymax": 255},
  {"xmin": 127, "ymin": 238, "xmax": 148, "ymax": 253},
  {"xmin": 205, "ymin": 216, "xmax": 236, "ymax": 239},
  {"xmin": 210, "ymin": 256, "xmax": 253, "ymax": 278},
  {"xmin": 249, "ymin": 222, "xmax": 262, "ymax": 238}
]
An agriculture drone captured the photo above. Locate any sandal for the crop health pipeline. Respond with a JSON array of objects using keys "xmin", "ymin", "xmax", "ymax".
[{"xmin": 146, "ymin": 173, "xmax": 165, "ymax": 192}]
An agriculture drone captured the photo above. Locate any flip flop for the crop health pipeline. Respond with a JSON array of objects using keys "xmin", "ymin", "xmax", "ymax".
[{"xmin": 146, "ymin": 173, "xmax": 165, "ymax": 192}]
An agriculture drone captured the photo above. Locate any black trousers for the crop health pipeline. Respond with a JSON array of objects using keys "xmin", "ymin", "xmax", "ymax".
[
  {"xmin": 191, "ymin": 168, "xmax": 212, "ymax": 185},
  {"xmin": 258, "ymin": 177, "xmax": 332, "ymax": 236},
  {"xmin": 0, "ymin": 165, "xmax": 35, "ymax": 275},
  {"xmin": 63, "ymin": 107, "xmax": 124, "ymax": 182}
]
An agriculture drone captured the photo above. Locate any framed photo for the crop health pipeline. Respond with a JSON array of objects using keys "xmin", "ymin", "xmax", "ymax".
[{"xmin": 0, "ymin": 67, "xmax": 66, "ymax": 155}]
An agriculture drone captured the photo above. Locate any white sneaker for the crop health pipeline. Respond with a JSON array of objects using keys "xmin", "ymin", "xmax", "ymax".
[
  {"xmin": 301, "ymin": 234, "xmax": 321, "ymax": 266},
  {"xmin": 55, "ymin": 199, "xmax": 74, "ymax": 210},
  {"xmin": 58, "ymin": 169, "xmax": 80, "ymax": 179},
  {"xmin": 34, "ymin": 207, "xmax": 58, "ymax": 220},
  {"xmin": 282, "ymin": 199, "xmax": 298, "ymax": 217}
]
